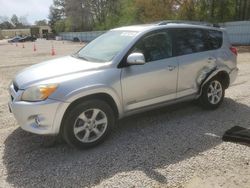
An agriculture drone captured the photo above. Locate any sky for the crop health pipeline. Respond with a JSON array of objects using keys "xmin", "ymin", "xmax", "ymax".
[{"xmin": 0, "ymin": 0, "xmax": 53, "ymax": 24}]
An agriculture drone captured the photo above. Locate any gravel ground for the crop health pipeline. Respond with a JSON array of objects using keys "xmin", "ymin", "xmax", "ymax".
[{"xmin": 0, "ymin": 40, "xmax": 249, "ymax": 188}]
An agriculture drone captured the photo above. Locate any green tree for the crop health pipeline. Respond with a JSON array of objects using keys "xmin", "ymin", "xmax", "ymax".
[
  {"xmin": 48, "ymin": 0, "xmax": 65, "ymax": 33},
  {"xmin": 0, "ymin": 21, "xmax": 14, "ymax": 29},
  {"xmin": 10, "ymin": 14, "xmax": 28, "ymax": 28},
  {"xmin": 235, "ymin": 0, "xmax": 250, "ymax": 20},
  {"xmin": 134, "ymin": 0, "xmax": 175, "ymax": 23},
  {"xmin": 118, "ymin": 0, "xmax": 138, "ymax": 26},
  {"xmin": 54, "ymin": 19, "xmax": 65, "ymax": 33},
  {"xmin": 64, "ymin": 17, "xmax": 73, "ymax": 31},
  {"xmin": 176, "ymin": 0, "xmax": 197, "ymax": 20},
  {"xmin": 10, "ymin": 14, "xmax": 20, "ymax": 28},
  {"xmin": 35, "ymin": 19, "xmax": 48, "ymax": 26},
  {"xmin": 11, "ymin": 14, "xmax": 19, "ymax": 26},
  {"xmin": 48, "ymin": 0, "xmax": 250, "ymax": 32}
]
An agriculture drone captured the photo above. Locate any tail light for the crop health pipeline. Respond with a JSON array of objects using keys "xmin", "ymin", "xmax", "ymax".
[{"xmin": 230, "ymin": 47, "xmax": 238, "ymax": 56}]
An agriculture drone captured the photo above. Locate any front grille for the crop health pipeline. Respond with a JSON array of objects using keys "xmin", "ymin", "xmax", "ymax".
[{"xmin": 13, "ymin": 82, "xmax": 19, "ymax": 92}]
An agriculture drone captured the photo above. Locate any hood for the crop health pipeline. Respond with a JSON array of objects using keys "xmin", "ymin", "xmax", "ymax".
[{"xmin": 14, "ymin": 56, "xmax": 109, "ymax": 89}]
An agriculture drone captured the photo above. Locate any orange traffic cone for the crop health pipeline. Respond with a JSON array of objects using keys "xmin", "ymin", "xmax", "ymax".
[
  {"xmin": 33, "ymin": 43, "xmax": 37, "ymax": 51},
  {"xmin": 51, "ymin": 45, "xmax": 56, "ymax": 56},
  {"xmin": 22, "ymin": 43, "xmax": 25, "ymax": 48}
]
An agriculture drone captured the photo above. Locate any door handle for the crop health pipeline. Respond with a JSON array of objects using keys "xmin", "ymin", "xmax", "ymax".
[{"xmin": 168, "ymin": 65, "xmax": 176, "ymax": 71}]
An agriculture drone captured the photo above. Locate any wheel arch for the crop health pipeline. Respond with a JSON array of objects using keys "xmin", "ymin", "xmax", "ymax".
[
  {"xmin": 59, "ymin": 92, "xmax": 120, "ymax": 135},
  {"xmin": 199, "ymin": 70, "xmax": 230, "ymax": 96},
  {"xmin": 215, "ymin": 71, "xmax": 230, "ymax": 89},
  {"xmin": 65, "ymin": 93, "xmax": 119, "ymax": 118}
]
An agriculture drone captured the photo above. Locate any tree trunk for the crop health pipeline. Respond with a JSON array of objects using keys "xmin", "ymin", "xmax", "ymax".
[
  {"xmin": 220, "ymin": 0, "xmax": 225, "ymax": 21},
  {"xmin": 235, "ymin": 0, "xmax": 239, "ymax": 20},
  {"xmin": 211, "ymin": 0, "xmax": 215, "ymax": 20}
]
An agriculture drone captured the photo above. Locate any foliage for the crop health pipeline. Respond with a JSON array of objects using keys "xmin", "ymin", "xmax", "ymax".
[
  {"xmin": 48, "ymin": 0, "xmax": 250, "ymax": 33},
  {"xmin": 0, "ymin": 21, "xmax": 14, "ymax": 29},
  {"xmin": 134, "ymin": 0, "xmax": 175, "ymax": 23},
  {"xmin": 10, "ymin": 14, "xmax": 19, "ymax": 27},
  {"xmin": 0, "ymin": 14, "xmax": 29, "ymax": 29},
  {"xmin": 54, "ymin": 19, "xmax": 65, "ymax": 33},
  {"xmin": 35, "ymin": 19, "xmax": 48, "ymax": 26},
  {"xmin": 48, "ymin": 0, "xmax": 65, "ymax": 33}
]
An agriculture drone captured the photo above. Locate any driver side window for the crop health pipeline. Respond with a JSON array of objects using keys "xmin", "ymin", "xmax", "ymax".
[{"xmin": 132, "ymin": 31, "xmax": 172, "ymax": 62}]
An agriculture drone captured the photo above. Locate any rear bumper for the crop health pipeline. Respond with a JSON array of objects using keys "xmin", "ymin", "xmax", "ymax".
[{"xmin": 229, "ymin": 67, "xmax": 239, "ymax": 85}]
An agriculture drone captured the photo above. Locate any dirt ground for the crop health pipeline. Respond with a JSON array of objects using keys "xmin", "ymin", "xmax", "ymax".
[
  {"xmin": 237, "ymin": 46, "xmax": 250, "ymax": 53},
  {"xmin": 0, "ymin": 40, "xmax": 249, "ymax": 188}
]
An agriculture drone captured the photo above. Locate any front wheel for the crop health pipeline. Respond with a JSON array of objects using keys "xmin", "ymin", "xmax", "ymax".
[
  {"xmin": 199, "ymin": 77, "xmax": 225, "ymax": 110},
  {"xmin": 62, "ymin": 100, "xmax": 115, "ymax": 149}
]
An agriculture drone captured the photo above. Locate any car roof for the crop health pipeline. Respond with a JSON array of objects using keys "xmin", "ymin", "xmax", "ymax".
[{"xmin": 112, "ymin": 22, "xmax": 223, "ymax": 33}]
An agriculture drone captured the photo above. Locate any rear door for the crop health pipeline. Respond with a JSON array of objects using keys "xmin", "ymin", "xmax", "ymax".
[{"xmin": 173, "ymin": 28, "xmax": 213, "ymax": 98}]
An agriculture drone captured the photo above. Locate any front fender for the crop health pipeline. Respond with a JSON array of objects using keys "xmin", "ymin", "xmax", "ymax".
[
  {"xmin": 51, "ymin": 85, "xmax": 123, "ymax": 134},
  {"xmin": 64, "ymin": 84, "xmax": 123, "ymax": 114}
]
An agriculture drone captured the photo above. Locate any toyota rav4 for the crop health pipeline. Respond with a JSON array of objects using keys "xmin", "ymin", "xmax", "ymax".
[{"xmin": 9, "ymin": 22, "xmax": 238, "ymax": 149}]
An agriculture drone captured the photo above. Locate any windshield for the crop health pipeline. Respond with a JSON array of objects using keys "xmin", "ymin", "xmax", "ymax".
[{"xmin": 75, "ymin": 30, "xmax": 138, "ymax": 62}]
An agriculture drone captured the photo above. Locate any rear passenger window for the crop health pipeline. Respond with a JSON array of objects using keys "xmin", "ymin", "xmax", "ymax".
[
  {"xmin": 205, "ymin": 30, "xmax": 223, "ymax": 50},
  {"xmin": 132, "ymin": 31, "xmax": 172, "ymax": 62},
  {"xmin": 174, "ymin": 29, "xmax": 206, "ymax": 56}
]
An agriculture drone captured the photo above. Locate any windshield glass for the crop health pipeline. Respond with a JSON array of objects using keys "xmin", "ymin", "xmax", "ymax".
[{"xmin": 76, "ymin": 30, "xmax": 138, "ymax": 62}]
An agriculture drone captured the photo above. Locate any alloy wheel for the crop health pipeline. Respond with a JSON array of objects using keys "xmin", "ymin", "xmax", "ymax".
[
  {"xmin": 73, "ymin": 108, "xmax": 108, "ymax": 143},
  {"xmin": 207, "ymin": 80, "xmax": 223, "ymax": 105}
]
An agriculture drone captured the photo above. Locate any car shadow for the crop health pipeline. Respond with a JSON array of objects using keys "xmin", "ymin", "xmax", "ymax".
[{"xmin": 3, "ymin": 98, "xmax": 250, "ymax": 187}]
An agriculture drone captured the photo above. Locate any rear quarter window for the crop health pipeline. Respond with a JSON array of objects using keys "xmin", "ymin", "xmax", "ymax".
[
  {"xmin": 173, "ymin": 28, "xmax": 207, "ymax": 56},
  {"xmin": 205, "ymin": 30, "xmax": 223, "ymax": 50}
]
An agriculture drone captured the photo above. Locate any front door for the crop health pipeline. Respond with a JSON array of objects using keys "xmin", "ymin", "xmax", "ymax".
[{"xmin": 121, "ymin": 31, "xmax": 178, "ymax": 111}]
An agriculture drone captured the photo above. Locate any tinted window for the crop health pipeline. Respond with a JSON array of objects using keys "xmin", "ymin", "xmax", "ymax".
[
  {"xmin": 205, "ymin": 30, "xmax": 223, "ymax": 50},
  {"xmin": 132, "ymin": 31, "xmax": 172, "ymax": 62},
  {"xmin": 174, "ymin": 29, "xmax": 206, "ymax": 56}
]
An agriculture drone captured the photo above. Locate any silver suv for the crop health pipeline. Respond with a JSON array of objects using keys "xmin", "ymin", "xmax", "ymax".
[{"xmin": 9, "ymin": 22, "xmax": 238, "ymax": 149}]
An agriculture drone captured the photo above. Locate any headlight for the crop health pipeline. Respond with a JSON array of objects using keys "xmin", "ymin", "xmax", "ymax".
[{"xmin": 21, "ymin": 84, "xmax": 58, "ymax": 102}]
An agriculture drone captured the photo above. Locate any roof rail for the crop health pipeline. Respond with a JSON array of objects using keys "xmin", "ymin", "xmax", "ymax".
[{"xmin": 155, "ymin": 20, "xmax": 220, "ymax": 28}]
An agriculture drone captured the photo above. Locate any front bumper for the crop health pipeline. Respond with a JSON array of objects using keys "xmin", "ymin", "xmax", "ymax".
[{"xmin": 8, "ymin": 84, "xmax": 64, "ymax": 135}]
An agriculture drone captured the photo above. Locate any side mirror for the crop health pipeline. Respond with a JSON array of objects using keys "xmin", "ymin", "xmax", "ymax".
[{"xmin": 127, "ymin": 53, "xmax": 145, "ymax": 65}]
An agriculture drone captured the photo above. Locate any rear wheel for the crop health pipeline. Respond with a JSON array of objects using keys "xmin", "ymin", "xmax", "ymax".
[
  {"xmin": 62, "ymin": 100, "xmax": 115, "ymax": 149},
  {"xmin": 199, "ymin": 77, "xmax": 225, "ymax": 109}
]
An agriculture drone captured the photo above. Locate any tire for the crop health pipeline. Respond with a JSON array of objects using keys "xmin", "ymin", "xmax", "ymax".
[
  {"xmin": 199, "ymin": 77, "xmax": 225, "ymax": 110},
  {"xmin": 62, "ymin": 99, "xmax": 115, "ymax": 149}
]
